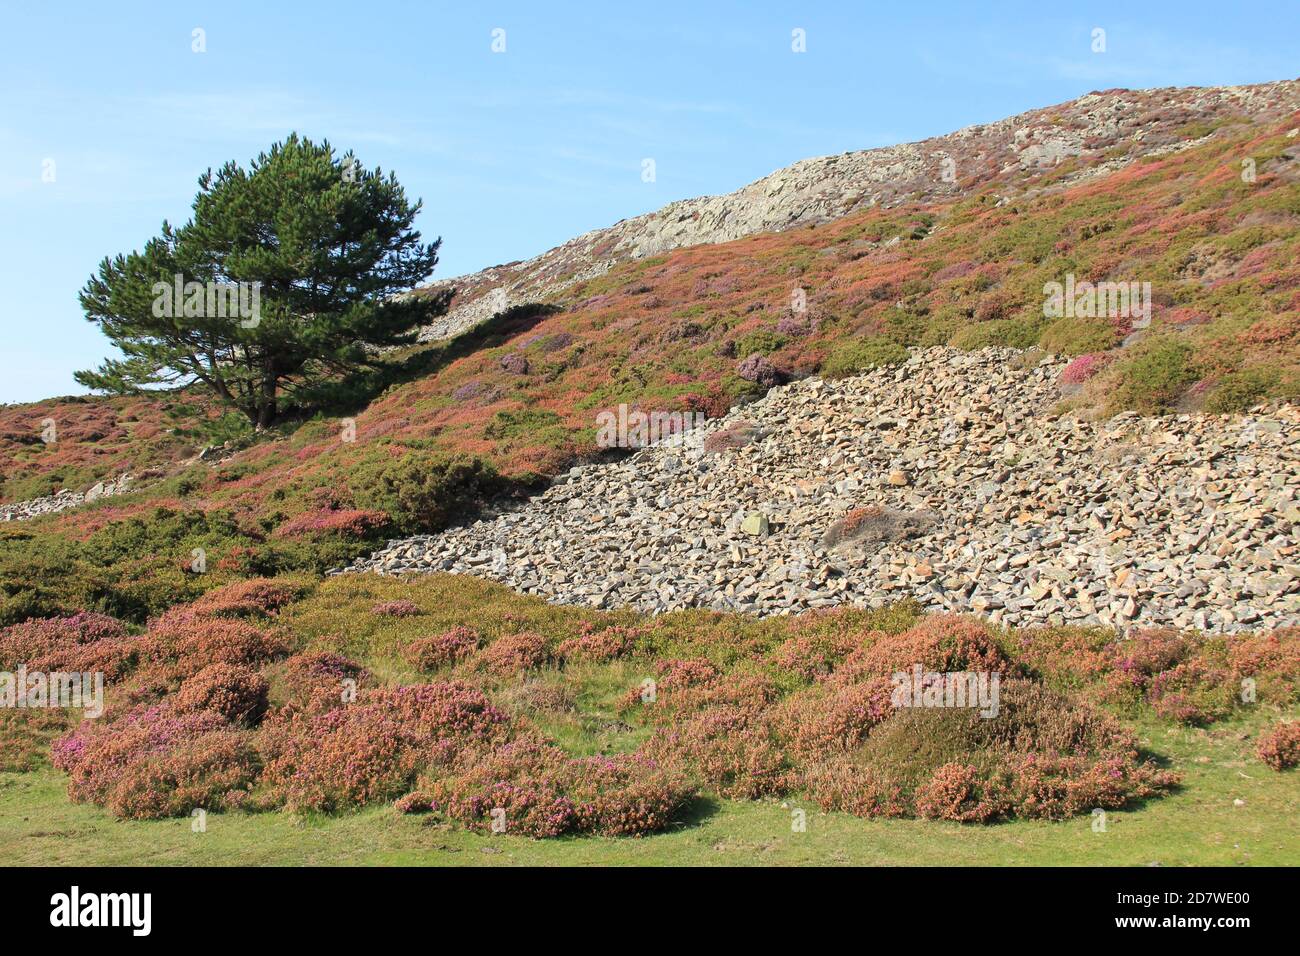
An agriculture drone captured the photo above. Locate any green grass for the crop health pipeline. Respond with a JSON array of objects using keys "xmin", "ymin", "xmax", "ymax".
[{"xmin": 5, "ymin": 713, "xmax": 1294, "ymax": 866}]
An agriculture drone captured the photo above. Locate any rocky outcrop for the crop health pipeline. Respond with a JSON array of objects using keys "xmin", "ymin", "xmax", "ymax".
[
  {"xmin": 348, "ymin": 350, "xmax": 1300, "ymax": 633},
  {"xmin": 418, "ymin": 79, "xmax": 1300, "ymax": 343},
  {"xmin": 0, "ymin": 474, "xmax": 133, "ymax": 522}
]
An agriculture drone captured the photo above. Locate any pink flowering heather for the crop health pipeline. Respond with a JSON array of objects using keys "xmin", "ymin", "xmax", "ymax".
[
  {"xmin": 776, "ymin": 310, "xmax": 816, "ymax": 336},
  {"xmin": 140, "ymin": 607, "xmax": 288, "ymax": 680},
  {"xmin": 736, "ymin": 353, "xmax": 781, "ymax": 387},
  {"xmin": 476, "ymin": 631, "xmax": 552, "ymax": 675},
  {"xmin": 404, "ymin": 625, "xmax": 482, "ymax": 670},
  {"xmin": 282, "ymin": 651, "xmax": 370, "ymax": 711},
  {"xmin": 52, "ymin": 703, "xmax": 258, "ymax": 818},
  {"xmin": 371, "ymin": 599, "xmax": 423, "ymax": 617},
  {"xmin": 0, "ymin": 611, "xmax": 136, "ymax": 681},
  {"xmin": 557, "ymin": 623, "xmax": 642, "ymax": 663},
  {"xmin": 499, "ymin": 352, "xmax": 529, "ymax": 375},
  {"xmin": 1257, "ymin": 721, "xmax": 1300, "ymax": 770},
  {"xmin": 272, "ymin": 508, "xmax": 388, "ymax": 539},
  {"xmin": 257, "ymin": 681, "xmax": 513, "ymax": 813},
  {"xmin": 191, "ymin": 578, "xmax": 310, "ymax": 617},
  {"xmin": 1060, "ymin": 352, "xmax": 1112, "ymax": 385}
]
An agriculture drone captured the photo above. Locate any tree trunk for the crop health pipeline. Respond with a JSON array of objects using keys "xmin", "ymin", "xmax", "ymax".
[{"xmin": 256, "ymin": 375, "xmax": 277, "ymax": 430}]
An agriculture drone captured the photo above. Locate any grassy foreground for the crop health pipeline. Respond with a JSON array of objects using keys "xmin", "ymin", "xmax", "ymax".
[
  {"xmin": 4, "ymin": 574, "xmax": 1296, "ymax": 865},
  {"xmin": 4, "ymin": 711, "xmax": 1295, "ymax": 866}
]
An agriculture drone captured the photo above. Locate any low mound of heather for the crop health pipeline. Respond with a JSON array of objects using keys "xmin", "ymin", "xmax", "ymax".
[{"xmin": 22, "ymin": 576, "xmax": 1296, "ymax": 833}]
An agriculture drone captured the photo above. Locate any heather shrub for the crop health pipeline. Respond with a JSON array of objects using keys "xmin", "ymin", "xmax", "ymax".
[
  {"xmin": 1060, "ymin": 352, "xmax": 1113, "ymax": 385},
  {"xmin": 949, "ymin": 315, "xmax": 1045, "ymax": 350},
  {"xmin": 174, "ymin": 662, "xmax": 270, "ymax": 725},
  {"xmin": 733, "ymin": 329, "xmax": 787, "ymax": 357},
  {"xmin": 0, "ymin": 707, "xmax": 75, "ymax": 771},
  {"xmin": 972, "ymin": 289, "xmax": 1016, "ymax": 323},
  {"xmin": 190, "ymin": 578, "xmax": 311, "ymax": 618},
  {"xmin": 637, "ymin": 672, "xmax": 789, "ymax": 798},
  {"xmin": 430, "ymin": 739, "xmax": 694, "ymax": 837},
  {"xmin": 1256, "ymin": 721, "xmax": 1300, "ymax": 770},
  {"xmin": 556, "ymin": 623, "xmax": 641, "ymax": 663},
  {"xmin": 372, "ymin": 599, "xmax": 422, "ymax": 617},
  {"xmin": 825, "ymin": 677, "xmax": 1176, "ymax": 820},
  {"xmin": 821, "ymin": 337, "xmax": 907, "ymax": 379},
  {"xmin": 537, "ymin": 331, "xmax": 575, "ymax": 353},
  {"xmin": 1016, "ymin": 626, "xmax": 1297, "ymax": 725},
  {"xmin": 801, "ymin": 759, "xmax": 909, "ymax": 817},
  {"xmin": 620, "ymin": 657, "xmax": 720, "ymax": 710},
  {"xmin": 736, "ymin": 353, "xmax": 782, "ymax": 387},
  {"xmin": 914, "ymin": 763, "xmax": 1012, "ymax": 822},
  {"xmin": 0, "ymin": 611, "xmax": 137, "ymax": 681},
  {"xmin": 499, "ymin": 351, "xmax": 529, "ymax": 374},
  {"xmin": 451, "ymin": 380, "xmax": 501, "ymax": 404},
  {"xmin": 280, "ymin": 650, "xmax": 369, "ymax": 711},
  {"xmin": 1004, "ymin": 752, "xmax": 1166, "ymax": 819},
  {"xmin": 1146, "ymin": 660, "xmax": 1235, "ymax": 724},
  {"xmin": 702, "ymin": 419, "xmax": 764, "ymax": 454},
  {"xmin": 776, "ymin": 310, "xmax": 816, "ymax": 335},
  {"xmin": 1228, "ymin": 629, "xmax": 1300, "ymax": 704},
  {"xmin": 1107, "ymin": 337, "xmax": 1199, "ymax": 414},
  {"xmin": 1113, "ymin": 628, "xmax": 1194, "ymax": 677},
  {"xmin": 394, "ymin": 791, "xmax": 435, "ymax": 814},
  {"xmin": 644, "ymin": 704, "xmax": 791, "ymax": 799},
  {"xmin": 404, "ymin": 625, "xmax": 481, "ymax": 670},
  {"xmin": 1038, "ymin": 317, "xmax": 1120, "ymax": 356},
  {"xmin": 767, "ymin": 631, "xmax": 859, "ymax": 681},
  {"xmin": 848, "ymin": 703, "xmax": 1003, "ymax": 795},
  {"xmin": 104, "ymin": 729, "xmax": 259, "ymax": 819},
  {"xmin": 257, "ymin": 682, "xmax": 512, "ymax": 812},
  {"xmin": 140, "ymin": 608, "xmax": 288, "ymax": 680},
  {"xmin": 819, "ymin": 505, "xmax": 932, "ymax": 549},
  {"xmin": 773, "ymin": 676, "xmax": 895, "ymax": 760},
  {"xmin": 566, "ymin": 753, "xmax": 694, "ymax": 836},
  {"xmin": 476, "ymin": 631, "xmax": 551, "ymax": 675},
  {"xmin": 52, "ymin": 704, "xmax": 258, "ymax": 819},
  {"xmin": 429, "ymin": 738, "xmax": 577, "ymax": 837},
  {"xmin": 843, "ymin": 616, "xmax": 1010, "ymax": 683},
  {"xmin": 1010, "ymin": 626, "xmax": 1118, "ymax": 694},
  {"xmin": 272, "ymin": 508, "xmax": 389, "ymax": 539},
  {"xmin": 1203, "ymin": 367, "xmax": 1279, "ymax": 413}
]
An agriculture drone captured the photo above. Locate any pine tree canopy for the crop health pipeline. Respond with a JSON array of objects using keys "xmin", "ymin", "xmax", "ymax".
[{"xmin": 76, "ymin": 134, "xmax": 449, "ymax": 428}]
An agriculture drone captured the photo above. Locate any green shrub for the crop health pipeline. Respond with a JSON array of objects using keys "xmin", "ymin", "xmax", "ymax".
[
  {"xmin": 882, "ymin": 308, "xmax": 932, "ymax": 346},
  {"xmin": 353, "ymin": 451, "xmax": 502, "ymax": 534},
  {"xmin": 821, "ymin": 337, "xmax": 908, "ymax": 379},
  {"xmin": 1107, "ymin": 338, "xmax": 1200, "ymax": 414},
  {"xmin": 1203, "ymin": 367, "xmax": 1280, "ymax": 413},
  {"xmin": 482, "ymin": 409, "xmax": 569, "ymax": 449},
  {"xmin": 733, "ymin": 329, "xmax": 787, "ymax": 357},
  {"xmin": 1038, "ymin": 317, "xmax": 1120, "ymax": 356},
  {"xmin": 949, "ymin": 315, "xmax": 1046, "ymax": 350}
]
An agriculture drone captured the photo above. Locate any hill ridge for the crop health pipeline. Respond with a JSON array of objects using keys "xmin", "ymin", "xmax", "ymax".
[{"xmin": 417, "ymin": 78, "xmax": 1300, "ymax": 343}]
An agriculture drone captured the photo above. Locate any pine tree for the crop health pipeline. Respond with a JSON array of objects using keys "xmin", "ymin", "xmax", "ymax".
[{"xmin": 76, "ymin": 134, "xmax": 449, "ymax": 428}]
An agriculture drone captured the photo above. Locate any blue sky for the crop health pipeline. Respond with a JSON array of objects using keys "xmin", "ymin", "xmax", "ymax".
[{"xmin": 1, "ymin": 1, "xmax": 1296, "ymax": 403}]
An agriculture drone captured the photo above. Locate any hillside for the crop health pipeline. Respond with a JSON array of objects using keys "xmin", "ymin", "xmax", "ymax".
[
  {"xmin": 3, "ymin": 79, "xmax": 1299, "ymax": 867},
  {"xmin": 2, "ymin": 80, "xmax": 1299, "ymax": 630}
]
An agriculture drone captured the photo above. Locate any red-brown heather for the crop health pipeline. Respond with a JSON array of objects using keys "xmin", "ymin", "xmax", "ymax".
[{"xmin": 0, "ymin": 576, "xmax": 1293, "ymax": 832}]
